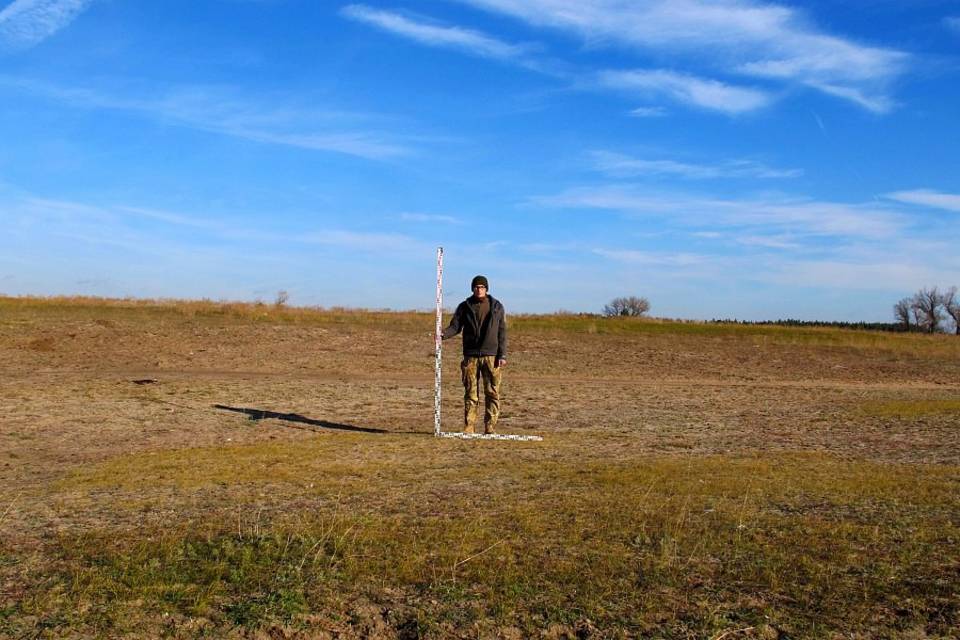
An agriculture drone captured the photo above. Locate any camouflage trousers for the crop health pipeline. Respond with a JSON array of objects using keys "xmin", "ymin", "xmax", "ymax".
[{"xmin": 460, "ymin": 355, "xmax": 502, "ymax": 433}]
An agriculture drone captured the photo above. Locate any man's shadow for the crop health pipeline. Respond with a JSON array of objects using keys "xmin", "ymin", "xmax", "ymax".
[{"xmin": 214, "ymin": 404, "xmax": 388, "ymax": 434}]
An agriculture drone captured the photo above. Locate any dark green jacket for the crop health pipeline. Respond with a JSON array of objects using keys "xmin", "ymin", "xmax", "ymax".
[{"xmin": 442, "ymin": 295, "xmax": 507, "ymax": 359}]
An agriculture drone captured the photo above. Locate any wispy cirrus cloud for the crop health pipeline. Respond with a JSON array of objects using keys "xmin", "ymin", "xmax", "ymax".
[
  {"xmin": 456, "ymin": 0, "xmax": 908, "ymax": 112},
  {"xmin": 4, "ymin": 191, "xmax": 424, "ymax": 254},
  {"xmin": 341, "ymin": 4, "xmax": 531, "ymax": 61},
  {"xmin": 587, "ymin": 239, "xmax": 956, "ymax": 295},
  {"xmin": 0, "ymin": 189, "xmax": 432, "ymax": 304},
  {"xmin": 1, "ymin": 195, "xmax": 215, "ymax": 259},
  {"xmin": 337, "ymin": 5, "xmax": 771, "ymax": 115},
  {"xmin": 341, "ymin": 2, "xmax": 898, "ymax": 115},
  {"xmin": 589, "ymin": 238, "xmax": 959, "ymax": 299},
  {"xmin": 628, "ymin": 106, "xmax": 667, "ymax": 118},
  {"xmin": 399, "ymin": 212, "xmax": 461, "ymax": 224},
  {"xmin": 223, "ymin": 129, "xmax": 409, "ymax": 159},
  {"xmin": 735, "ymin": 234, "xmax": 801, "ymax": 249},
  {"xmin": 593, "ymin": 248, "xmax": 709, "ymax": 267},
  {"xmin": 597, "ymin": 69, "xmax": 773, "ymax": 114},
  {"xmin": 517, "ymin": 242, "xmax": 579, "ymax": 254},
  {"xmin": 298, "ymin": 229, "xmax": 419, "ymax": 252},
  {"xmin": 804, "ymin": 82, "xmax": 893, "ymax": 114},
  {"xmin": 535, "ymin": 186, "xmax": 905, "ymax": 239},
  {"xmin": 0, "ymin": 0, "xmax": 91, "ymax": 51},
  {"xmin": 885, "ymin": 189, "xmax": 960, "ymax": 213},
  {"xmin": 760, "ymin": 258, "xmax": 946, "ymax": 291},
  {"xmin": 10, "ymin": 195, "xmax": 224, "ymax": 233},
  {"xmin": 589, "ymin": 150, "xmax": 802, "ymax": 180},
  {"xmin": 0, "ymin": 76, "xmax": 413, "ymax": 159}
]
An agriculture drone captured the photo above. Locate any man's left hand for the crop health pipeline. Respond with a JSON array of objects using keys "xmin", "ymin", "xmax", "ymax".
[{"xmin": 495, "ymin": 358, "xmax": 506, "ymax": 368}]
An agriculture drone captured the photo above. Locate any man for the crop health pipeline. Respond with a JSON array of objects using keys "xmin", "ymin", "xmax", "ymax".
[{"xmin": 441, "ymin": 275, "xmax": 507, "ymax": 434}]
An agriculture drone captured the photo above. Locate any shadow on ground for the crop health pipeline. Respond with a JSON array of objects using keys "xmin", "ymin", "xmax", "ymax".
[{"xmin": 213, "ymin": 404, "xmax": 389, "ymax": 434}]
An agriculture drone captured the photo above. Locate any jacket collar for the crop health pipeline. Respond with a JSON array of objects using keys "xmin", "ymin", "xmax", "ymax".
[{"xmin": 467, "ymin": 294, "xmax": 497, "ymax": 307}]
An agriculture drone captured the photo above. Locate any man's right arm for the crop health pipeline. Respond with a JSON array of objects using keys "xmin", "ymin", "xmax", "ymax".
[{"xmin": 441, "ymin": 304, "xmax": 462, "ymax": 340}]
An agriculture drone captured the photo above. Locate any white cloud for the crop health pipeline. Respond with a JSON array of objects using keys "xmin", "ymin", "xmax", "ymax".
[
  {"xmin": 228, "ymin": 129, "xmax": 408, "ymax": 159},
  {"xmin": 598, "ymin": 69, "xmax": 772, "ymax": 114},
  {"xmin": 5, "ymin": 191, "xmax": 425, "ymax": 255},
  {"xmin": 399, "ymin": 212, "xmax": 461, "ymax": 224},
  {"xmin": 629, "ymin": 106, "xmax": 667, "ymax": 117},
  {"xmin": 591, "ymin": 245, "xmax": 955, "ymax": 296},
  {"xmin": 593, "ymin": 248, "xmax": 709, "ymax": 266},
  {"xmin": 3, "ymin": 196, "xmax": 202, "ymax": 257},
  {"xmin": 343, "ymin": 2, "xmax": 901, "ymax": 114},
  {"xmin": 537, "ymin": 187, "xmax": 692, "ymax": 215},
  {"xmin": 0, "ymin": 77, "xmax": 413, "ymax": 160},
  {"xmin": 589, "ymin": 150, "xmax": 801, "ymax": 179},
  {"xmin": 457, "ymin": 0, "xmax": 907, "ymax": 111},
  {"xmin": 735, "ymin": 234, "xmax": 800, "ymax": 249},
  {"xmin": 536, "ymin": 187, "xmax": 905, "ymax": 239},
  {"xmin": 761, "ymin": 259, "xmax": 944, "ymax": 291},
  {"xmin": 13, "ymin": 196, "xmax": 229, "ymax": 236},
  {"xmin": 0, "ymin": 189, "xmax": 440, "ymax": 306},
  {"xmin": 517, "ymin": 242, "xmax": 580, "ymax": 254},
  {"xmin": 115, "ymin": 205, "xmax": 222, "ymax": 229},
  {"xmin": 341, "ymin": 4, "xmax": 529, "ymax": 61},
  {"xmin": 805, "ymin": 82, "xmax": 893, "ymax": 114},
  {"xmin": 0, "ymin": 0, "xmax": 91, "ymax": 50},
  {"xmin": 944, "ymin": 16, "xmax": 960, "ymax": 34},
  {"xmin": 299, "ymin": 229, "xmax": 420, "ymax": 252},
  {"xmin": 339, "ymin": 6, "xmax": 770, "ymax": 116},
  {"xmin": 746, "ymin": 201, "xmax": 902, "ymax": 238},
  {"xmin": 590, "ymin": 247, "xmax": 732, "ymax": 285},
  {"xmin": 885, "ymin": 189, "xmax": 960, "ymax": 213}
]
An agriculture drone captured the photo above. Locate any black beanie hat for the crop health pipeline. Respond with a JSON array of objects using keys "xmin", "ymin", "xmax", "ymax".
[{"xmin": 471, "ymin": 275, "xmax": 489, "ymax": 290}]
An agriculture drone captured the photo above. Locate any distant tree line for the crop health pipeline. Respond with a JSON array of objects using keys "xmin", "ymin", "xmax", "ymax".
[
  {"xmin": 601, "ymin": 289, "xmax": 960, "ymax": 335},
  {"xmin": 711, "ymin": 286, "xmax": 960, "ymax": 335},
  {"xmin": 893, "ymin": 286, "xmax": 960, "ymax": 334},
  {"xmin": 708, "ymin": 318, "xmax": 909, "ymax": 332}
]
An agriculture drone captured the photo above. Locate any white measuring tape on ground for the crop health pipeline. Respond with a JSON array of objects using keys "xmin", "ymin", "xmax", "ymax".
[
  {"xmin": 434, "ymin": 246, "xmax": 543, "ymax": 442},
  {"xmin": 437, "ymin": 431, "xmax": 544, "ymax": 441}
]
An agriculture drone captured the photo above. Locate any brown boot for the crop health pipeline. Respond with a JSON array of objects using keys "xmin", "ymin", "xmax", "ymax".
[
  {"xmin": 484, "ymin": 423, "xmax": 496, "ymax": 435},
  {"xmin": 464, "ymin": 424, "xmax": 475, "ymax": 434}
]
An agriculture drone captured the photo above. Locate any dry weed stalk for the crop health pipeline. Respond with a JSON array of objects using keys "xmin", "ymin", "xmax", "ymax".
[
  {"xmin": 712, "ymin": 626, "xmax": 755, "ymax": 640},
  {"xmin": 0, "ymin": 492, "xmax": 22, "ymax": 526},
  {"xmin": 453, "ymin": 539, "xmax": 505, "ymax": 572}
]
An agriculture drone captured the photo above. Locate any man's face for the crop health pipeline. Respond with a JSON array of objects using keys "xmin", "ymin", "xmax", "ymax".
[{"xmin": 472, "ymin": 284, "xmax": 487, "ymax": 299}]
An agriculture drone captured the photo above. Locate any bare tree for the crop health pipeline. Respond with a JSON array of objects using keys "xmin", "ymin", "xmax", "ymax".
[
  {"xmin": 603, "ymin": 296, "xmax": 651, "ymax": 317},
  {"xmin": 912, "ymin": 287, "xmax": 945, "ymax": 333},
  {"xmin": 910, "ymin": 301, "xmax": 926, "ymax": 329},
  {"xmin": 893, "ymin": 297, "xmax": 913, "ymax": 330},
  {"xmin": 943, "ymin": 286, "xmax": 960, "ymax": 335}
]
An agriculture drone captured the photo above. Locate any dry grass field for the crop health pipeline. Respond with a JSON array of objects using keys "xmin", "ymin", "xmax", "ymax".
[{"xmin": 1, "ymin": 296, "xmax": 959, "ymax": 639}]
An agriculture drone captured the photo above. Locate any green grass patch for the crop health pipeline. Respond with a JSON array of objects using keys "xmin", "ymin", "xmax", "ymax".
[
  {"xmin": 58, "ymin": 439, "xmax": 373, "ymax": 490},
  {"xmin": 28, "ymin": 452, "xmax": 960, "ymax": 637},
  {"xmin": 860, "ymin": 399, "xmax": 960, "ymax": 419}
]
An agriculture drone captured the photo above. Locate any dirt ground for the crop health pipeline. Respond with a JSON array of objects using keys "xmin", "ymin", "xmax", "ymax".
[
  {"xmin": 1, "ymin": 300, "xmax": 959, "ymax": 638},
  {"xmin": 3, "ymin": 304, "xmax": 958, "ymax": 490}
]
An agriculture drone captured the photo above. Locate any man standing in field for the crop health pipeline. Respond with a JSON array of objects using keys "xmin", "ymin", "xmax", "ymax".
[{"xmin": 441, "ymin": 275, "xmax": 507, "ymax": 434}]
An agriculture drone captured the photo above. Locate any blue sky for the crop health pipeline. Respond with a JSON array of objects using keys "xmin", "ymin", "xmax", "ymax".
[{"xmin": 1, "ymin": 0, "xmax": 959, "ymax": 320}]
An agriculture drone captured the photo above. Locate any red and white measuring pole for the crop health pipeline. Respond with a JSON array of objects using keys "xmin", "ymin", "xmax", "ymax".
[{"xmin": 434, "ymin": 246, "xmax": 444, "ymax": 437}]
